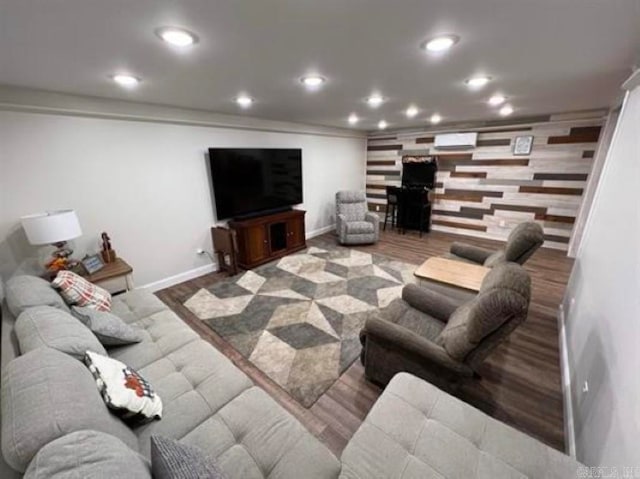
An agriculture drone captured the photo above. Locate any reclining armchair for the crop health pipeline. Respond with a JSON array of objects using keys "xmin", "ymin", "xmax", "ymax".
[
  {"xmin": 360, "ymin": 262, "xmax": 531, "ymax": 387},
  {"xmin": 447, "ymin": 221, "xmax": 544, "ymax": 267},
  {"xmin": 335, "ymin": 191, "xmax": 380, "ymax": 245}
]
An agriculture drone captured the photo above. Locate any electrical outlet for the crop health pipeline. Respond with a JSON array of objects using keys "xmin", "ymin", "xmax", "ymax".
[
  {"xmin": 582, "ymin": 381, "xmax": 589, "ymax": 394},
  {"xmin": 375, "ymin": 205, "xmax": 380, "ymax": 212},
  {"xmin": 499, "ymin": 220, "xmax": 507, "ymax": 227},
  {"xmin": 196, "ymin": 248, "xmax": 205, "ymax": 255}
]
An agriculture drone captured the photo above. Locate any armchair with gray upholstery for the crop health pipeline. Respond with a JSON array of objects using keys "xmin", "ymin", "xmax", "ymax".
[
  {"xmin": 360, "ymin": 262, "xmax": 531, "ymax": 387},
  {"xmin": 447, "ymin": 221, "xmax": 544, "ymax": 267},
  {"xmin": 335, "ymin": 191, "xmax": 380, "ymax": 245}
]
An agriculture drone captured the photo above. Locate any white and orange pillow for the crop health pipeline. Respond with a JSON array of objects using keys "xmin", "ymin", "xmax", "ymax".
[{"xmin": 51, "ymin": 270, "xmax": 112, "ymax": 311}]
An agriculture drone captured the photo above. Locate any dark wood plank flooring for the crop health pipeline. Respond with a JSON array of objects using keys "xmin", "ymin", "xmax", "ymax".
[{"xmin": 156, "ymin": 229, "xmax": 572, "ymax": 456}]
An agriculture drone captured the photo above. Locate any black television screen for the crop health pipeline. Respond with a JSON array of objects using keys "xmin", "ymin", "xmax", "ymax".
[{"xmin": 208, "ymin": 148, "xmax": 303, "ymax": 220}]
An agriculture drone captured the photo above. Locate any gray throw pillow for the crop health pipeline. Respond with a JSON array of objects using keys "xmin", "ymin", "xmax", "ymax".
[
  {"xmin": 24, "ymin": 430, "xmax": 150, "ymax": 479},
  {"xmin": 151, "ymin": 436, "xmax": 227, "ymax": 479},
  {"xmin": 15, "ymin": 305, "xmax": 107, "ymax": 359},
  {"xmin": 72, "ymin": 305, "xmax": 143, "ymax": 346}
]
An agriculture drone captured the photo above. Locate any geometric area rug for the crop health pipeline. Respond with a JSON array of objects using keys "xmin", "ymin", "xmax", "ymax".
[{"xmin": 183, "ymin": 241, "xmax": 417, "ymax": 407}]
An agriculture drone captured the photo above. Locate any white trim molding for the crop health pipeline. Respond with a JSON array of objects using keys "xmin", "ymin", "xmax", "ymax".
[
  {"xmin": 0, "ymin": 85, "xmax": 365, "ymax": 140},
  {"xmin": 139, "ymin": 223, "xmax": 335, "ymax": 292},
  {"xmin": 306, "ymin": 223, "xmax": 336, "ymax": 239},
  {"xmin": 139, "ymin": 263, "xmax": 217, "ymax": 292},
  {"xmin": 558, "ymin": 304, "xmax": 577, "ymax": 458}
]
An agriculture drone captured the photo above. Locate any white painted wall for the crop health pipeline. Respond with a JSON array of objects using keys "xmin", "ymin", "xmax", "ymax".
[
  {"xmin": 562, "ymin": 81, "xmax": 639, "ymax": 467},
  {"xmin": 0, "ymin": 110, "xmax": 365, "ymax": 288}
]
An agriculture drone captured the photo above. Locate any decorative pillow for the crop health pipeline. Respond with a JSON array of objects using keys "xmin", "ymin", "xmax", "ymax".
[
  {"xmin": 24, "ymin": 430, "xmax": 150, "ymax": 479},
  {"xmin": 151, "ymin": 435, "xmax": 227, "ymax": 479},
  {"xmin": 72, "ymin": 306, "xmax": 143, "ymax": 346},
  {"xmin": 51, "ymin": 270, "xmax": 112, "ymax": 311},
  {"xmin": 84, "ymin": 351, "xmax": 162, "ymax": 425},
  {"xmin": 15, "ymin": 305, "xmax": 107, "ymax": 359}
]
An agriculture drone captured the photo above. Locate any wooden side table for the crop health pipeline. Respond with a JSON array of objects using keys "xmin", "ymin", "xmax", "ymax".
[
  {"xmin": 414, "ymin": 257, "xmax": 489, "ymax": 292},
  {"xmin": 84, "ymin": 258, "xmax": 134, "ymax": 294}
]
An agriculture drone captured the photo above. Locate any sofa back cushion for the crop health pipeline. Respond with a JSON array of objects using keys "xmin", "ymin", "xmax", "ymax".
[
  {"xmin": 336, "ymin": 191, "xmax": 367, "ymax": 222},
  {"xmin": 1, "ymin": 348, "xmax": 139, "ymax": 472},
  {"xmin": 5, "ymin": 275, "xmax": 69, "ymax": 318},
  {"xmin": 15, "ymin": 306, "xmax": 107, "ymax": 359},
  {"xmin": 504, "ymin": 222, "xmax": 544, "ymax": 264},
  {"xmin": 438, "ymin": 263, "xmax": 531, "ymax": 362},
  {"xmin": 24, "ymin": 430, "xmax": 150, "ymax": 479}
]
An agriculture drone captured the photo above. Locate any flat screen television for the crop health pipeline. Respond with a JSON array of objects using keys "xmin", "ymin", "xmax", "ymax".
[{"xmin": 208, "ymin": 148, "xmax": 303, "ymax": 220}]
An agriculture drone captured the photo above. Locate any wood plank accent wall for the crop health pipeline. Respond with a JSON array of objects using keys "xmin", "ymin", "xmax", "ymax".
[{"xmin": 366, "ymin": 117, "xmax": 603, "ymax": 250}]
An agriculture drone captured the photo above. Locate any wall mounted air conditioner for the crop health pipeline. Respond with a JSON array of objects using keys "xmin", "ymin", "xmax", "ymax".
[{"xmin": 434, "ymin": 132, "xmax": 478, "ymax": 150}]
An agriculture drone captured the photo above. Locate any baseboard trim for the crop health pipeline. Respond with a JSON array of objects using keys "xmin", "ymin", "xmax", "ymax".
[
  {"xmin": 558, "ymin": 304, "xmax": 577, "ymax": 457},
  {"xmin": 139, "ymin": 263, "xmax": 218, "ymax": 292},
  {"xmin": 140, "ymin": 224, "xmax": 333, "ymax": 292},
  {"xmin": 306, "ymin": 223, "xmax": 335, "ymax": 239}
]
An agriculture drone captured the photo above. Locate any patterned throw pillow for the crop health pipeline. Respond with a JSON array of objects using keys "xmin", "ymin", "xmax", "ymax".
[
  {"xmin": 52, "ymin": 270, "xmax": 112, "ymax": 311},
  {"xmin": 84, "ymin": 351, "xmax": 163, "ymax": 425}
]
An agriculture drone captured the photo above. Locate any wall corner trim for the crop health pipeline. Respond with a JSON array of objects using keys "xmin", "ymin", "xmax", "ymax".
[
  {"xmin": 621, "ymin": 69, "xmax": 640, "ymax": 91},
  {"xmin": 558, "ymin": 304, "xmax": 577, "ymax": 458}
]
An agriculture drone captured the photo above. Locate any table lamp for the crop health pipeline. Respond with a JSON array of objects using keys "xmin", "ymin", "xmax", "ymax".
[{"xmin": 21, "ymin": 210, "xmax": 82, "ymax": 272}]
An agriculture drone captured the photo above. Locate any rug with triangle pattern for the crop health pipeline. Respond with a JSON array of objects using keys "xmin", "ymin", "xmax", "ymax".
[{"xmin": 183, "ymin": 241, "xmax": 417, "ymax": 407}]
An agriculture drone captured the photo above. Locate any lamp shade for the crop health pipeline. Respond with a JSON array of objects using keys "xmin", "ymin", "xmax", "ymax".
[{"xmin": 21, "ymin": 210, "xmax": 82, "ymax": 245}]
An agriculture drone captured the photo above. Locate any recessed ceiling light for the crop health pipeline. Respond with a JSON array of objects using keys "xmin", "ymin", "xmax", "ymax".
[
  {"xmin": 300, "ymin": 75, "xmax": 326, "ymax": 87},
  {"xmin": 499, "ymin": 104, "xmax": 514, "ymax": 116},
  {"xmin": 155, "ymin": 27, "xmax": 198, "ymax": 47},
  {"xmin": 488, "ymin": 94, "xmax": 506, "ymax": 106},
  {"xmin": 430, "ymin": 113, "xmax": 442, "ymax": 124},
  {"xmin": 348, "ymin": 114, "xmax": 359, "ymax": 125},
  {"xmin": 235, "ymin": 95, "xmax": 254, "ymax": 107},
  {"xmin": 366, "ymin": 95, "xmax": 384, "ymax": 107},
  {"xmin": 421, "ymin": 34, "xmax": 460, "ymax": 52},
  {"xmin": 465, "ymin": 76, "xmax": 491, "ymax": 88},
  {"xmin": 111, "ymin": 74, "xmax": 140, "ymax": 87},
  {"xmin": 406, "ymin": 106, "xmax": 419, "ymax": 118},
  {"xmin": 378, "ymin": 120, "xmax": 388, "ymax": 129}
]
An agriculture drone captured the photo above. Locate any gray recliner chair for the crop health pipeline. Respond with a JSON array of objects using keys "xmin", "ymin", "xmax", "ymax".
[
  {"xmin": 360, "ymin": 262, "xmax": 531, "ymax": 387},
  {"xmin": 447, "ymin": 221, "xmax": 544, "ymax": 267},
  {"xmin": 335, "ymin": 191, "xmax": 380, "ymax": 245}
]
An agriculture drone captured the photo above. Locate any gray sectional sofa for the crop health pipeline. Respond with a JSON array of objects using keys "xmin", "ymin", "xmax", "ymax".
[{"xmin": 0, "ymin": 270, "xmax": 583, "ymax": 478}]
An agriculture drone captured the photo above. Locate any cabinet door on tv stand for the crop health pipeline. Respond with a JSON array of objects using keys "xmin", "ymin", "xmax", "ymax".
[
  {"xmin": 287, "ymin": 216, "xmax": 306, "ymax": 249},
  {"xmin": 242, "ymin": 225, "xmax": 269, "ymax": 266}
]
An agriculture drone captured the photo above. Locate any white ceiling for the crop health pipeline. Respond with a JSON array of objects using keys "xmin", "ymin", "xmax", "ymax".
[{"xmin": 1, "ymin": 0, "xmax": 639, "ymax": 131}]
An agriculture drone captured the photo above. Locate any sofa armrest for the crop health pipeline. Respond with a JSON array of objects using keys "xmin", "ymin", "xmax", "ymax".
[
  {"xmin": 402, "ymin": 284, "xmax": 458, "ymax": 322},
  {"xmin": 336, "ymin": 213, "xmax": 351, "ymax": 243},
  {"xmin": 364, "ymin": 212, "xmax": 380, "ymax": 237},
  {"xmin": 450, "ymin": 242, "xmax": 494, "ymax": 264},
  {"xmin": 363, "ymin": 318, "xmax": 472, "ymax": 377}
]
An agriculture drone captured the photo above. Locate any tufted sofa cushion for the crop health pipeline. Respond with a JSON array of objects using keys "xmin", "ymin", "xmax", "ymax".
[
  {"xmin": 340, "ymin": 373, "xmax": 582, "ymax": 479},
  {"xmin": 1, "ymin": 348, "xmax": 139, "ymax": 472},
  {"xmin": 106, "ymin": 290, "xmax": 340, "ymax": 479},
  {"xmin": 179, "ymin": 387, "xmax": 341, "ymax": 479},
  {"xmin": 24, "ymin": 430, "xmax": 150, "ymax": 479},
  {"xmin": 15, "ymin": 305, "xmax": 107, "ymax": 359}
]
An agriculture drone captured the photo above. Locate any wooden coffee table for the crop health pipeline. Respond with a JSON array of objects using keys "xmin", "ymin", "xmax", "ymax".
[{"xmin": 414, "ymin": 257, "xmax": 490, "ymax": 292}]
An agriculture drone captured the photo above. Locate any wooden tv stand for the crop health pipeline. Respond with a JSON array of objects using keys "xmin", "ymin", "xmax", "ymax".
[{"xmin": 227, "ymin": 209, "xmax": 306, "ymax": 269}]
